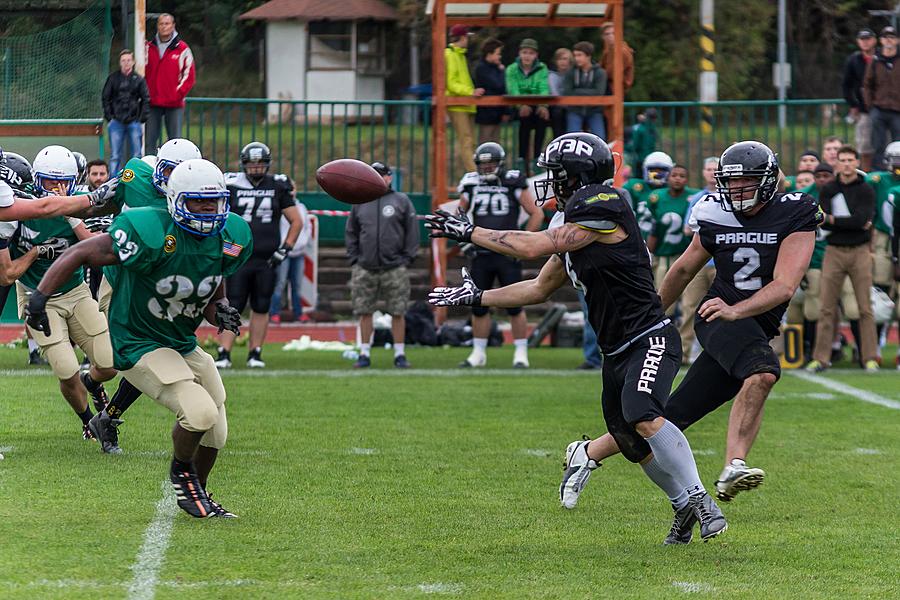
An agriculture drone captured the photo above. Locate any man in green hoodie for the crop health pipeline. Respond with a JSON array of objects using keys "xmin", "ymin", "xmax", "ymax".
[
  {"xmin": 445, "ymin": 25, "xmax": 484, "ymax": 174},
  {"xmin": 506, "ymin": 38, "xmax": 550, "ymax": 176}
]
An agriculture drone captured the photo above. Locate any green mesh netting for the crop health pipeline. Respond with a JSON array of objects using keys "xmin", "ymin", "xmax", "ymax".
[{"xmin": 0, "ymin": 0, "xmax": 112, "ymax": 119}]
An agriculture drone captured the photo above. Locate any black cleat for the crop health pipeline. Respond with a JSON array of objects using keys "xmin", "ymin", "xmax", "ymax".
[
  {"xmin": 354, "ymin": 354, "xmax": 371, "ymax": 369},
  {"xmin": 88, "ymin": 411, "xmax": 123, "ymax": 455},
  {"xmin": 82, "ymin": 424, "xmax": 96, "ymax": 441},
  {"xmin": 80, "ymin": 371, "xmax": 109, "ymax": 413},
  {"xmin": 170, "ymin": 462, "xmax": 215, "ymax": 518},
  {"xmin": 689, "ymin": 491, "xmax": 728, "ymax": 540},
  {"xmin": 28, "ymin": 349, "xmax": 48, "ymax": 366},
  {"xmin": 207, "ymin": 493, "xmax": 238, "ymax": 518},
  {"xmin": 663, "ymin": 502, "xmax": 698, "ymax": 545},
  {"xmin": 394, "ymin": 354, "xmax": 410, "ymax": 369}
]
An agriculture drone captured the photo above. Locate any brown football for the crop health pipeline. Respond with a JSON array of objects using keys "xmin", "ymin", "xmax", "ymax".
[{"xmin": 315, "ymin": 159, "xmax": 389, "ymax": 205}]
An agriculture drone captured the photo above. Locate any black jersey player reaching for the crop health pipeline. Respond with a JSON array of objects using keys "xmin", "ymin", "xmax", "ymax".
[
  {"xmin": 457, "ymin": 142, "xmax": 544, "ymax": 368},
  {"xmin": 570, "ymin": 141, "xmax": 818, "ymax": 513},
  {"xmin": 215, "ymin": 142, "xmax": 303, "ymax": 369},
  {"xmin": 427, "ymin": 133, "xmax": 728, "ymax": 544}
]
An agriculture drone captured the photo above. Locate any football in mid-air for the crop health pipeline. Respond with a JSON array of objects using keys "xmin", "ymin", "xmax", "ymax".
[{"xmin": 316, "ymin": 159, "xmax": 388, "ymax": 204}]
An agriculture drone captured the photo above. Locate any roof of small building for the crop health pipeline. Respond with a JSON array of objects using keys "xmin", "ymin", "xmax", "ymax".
[{"xmin": 240, "ymin": 0, "xmax": 398, "ymax": 22}]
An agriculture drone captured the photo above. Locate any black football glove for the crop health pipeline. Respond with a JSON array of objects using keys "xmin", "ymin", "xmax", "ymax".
[
  {"xmin": 24, "ymin": 289, "xmax": 51, "ymax": 337},
  {"xmin": 214, "ymin": 301, "xmax": 241, "ymax": 335},
  {"xmin": 267, "ymin": 243, "xmax": 293, "ymax": 268},
  {"xmin": 428, "ymin": 267, "xmax": 483, "ymax": 307},
  {"xmin": 424, "ymin": 209, "xmax": 474, "ymax": 243},
  {"xmin": 84, "ymin": 215, "xmax": 114, "ymax": 233},
  {"xmin": 0, "ymin": 163, "xmax": 23, "ymax": 189},
  {"xmin": 86, "ymin": 177, "xmax": 119, "ymax": 207},
  {"xmin": 35, "ymin": 237, "xmax": 70, "ymax": 261}
]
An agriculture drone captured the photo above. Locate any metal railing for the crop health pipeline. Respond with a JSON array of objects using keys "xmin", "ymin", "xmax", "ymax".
[{"xmin": 181, "ymin": 97, "xmax": 852, "ymax": 192}]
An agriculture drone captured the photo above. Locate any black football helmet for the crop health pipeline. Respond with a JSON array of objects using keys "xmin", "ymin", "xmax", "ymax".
[
  {"xmin": 240, "ymin": 141, "xmax": 272, "ymax": 183},
  {"xmin": 715, "ymin": 141, "xmax": 779, "ymax": 213},
  {"xmin": 1, "ymin": 151, "xmax": 34, "ymax": 194},
  {"xmin": 535, "ymin": 133, "xmax": 615, "ymax": 210},
  {"xmin": 473, "ymin": 142, "xmax": 505, "ymax": 182},
  {"xmin": 72, "ymin": 151, "xmax": 88, "ymax": 185}
]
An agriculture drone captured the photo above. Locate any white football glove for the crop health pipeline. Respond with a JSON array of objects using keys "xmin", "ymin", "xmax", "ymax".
[
  {"xmin": 424, "ymin": 209, "xmax": 474, "ymax": 242},
  {"xmin": 84, "ymin": 215, "xmax": 114, "ymax": 233},
  {"xmin": 428, "ymin": 267, "xmax": 483, "ymax": 307},
  {"xmin": 35, "ymin": 237, "xmax": 70, "ymax": 260}
]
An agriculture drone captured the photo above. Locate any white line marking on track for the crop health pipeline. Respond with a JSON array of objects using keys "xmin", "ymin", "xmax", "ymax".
[
  {"xmin": 416, "ymin": 582, "xmax": 464, "ymax": 594},
  {"xmin": 786, "ymin": 371, "xmax": 900, "ymax": 410},
  {"xmin": 127, "ymin": 481, "xmax": 178, "ymax": 600},
  {"xmin": 672, "ymin": 581, "xmax": 714, "ymax": 593},
  {"xmin": 349, "ymin": 447, "xmax": 378, "ymax": 455},
  {"xmin": 854, "ymin": 447, "xmax": 884, "ymax": 455}
]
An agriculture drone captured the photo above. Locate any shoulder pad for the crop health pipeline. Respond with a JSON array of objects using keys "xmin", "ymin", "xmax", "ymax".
[
  {"xmin": 458, "ymin": 171, "xmax": 481, "ymax": 193},
  {"xmin": 274, "ymin": 173, "xmax": 290, "ymax": 183},
  {"xmin": 224, "ymin": 212, "xmax": 253, "ymax": 243},
  {"xmin": 113, "ymin": 207, "xmax": 169, "ymax": 249},
  {"xmin": 868, "ymin": 173, "xmax": 881, "ymax": 183},
  {"xmin": 0, "ymin": 181, "xmax": 13, "ymax": 208},
  {"xmin": 564, "ymin": 185, "xmax": 626, "ymax": 232},
  {"xmin": 502, "ymin": 169, "xmax": 526, "ymax": 186},
  {"xmin": 224, "ymin": 172, "xmax": 240, "ymax": 182},
  {"xmin": 632, "ymin": 181, "xmax": 644, "ymax": 192},
  {"xmin": 648, "ymin": 192, "xmax": 660, "ymax": 204}
]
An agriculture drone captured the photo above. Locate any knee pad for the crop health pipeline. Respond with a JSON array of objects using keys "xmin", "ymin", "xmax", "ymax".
[
  {"xmin": 199, "ymin": 404, "xmax": 228, "ymax": 450},
  {"xmin": 249, "ymin": 292, "xmax": 271, "ymax": 315},
  {"xmin": 43, "ymin": 341, "xmax": 80, "ymax": 380},
  {"xmin": 162, "ymin": 380, "xmax": 219, "ymax": 433},
  {"xmin": 611, "ymin": 428, "xmax": 652, "ymax": 464},
  {"xmin": 505, "ymin": 306, "xmax": 523, "ymax": 317},
  {"xmin": 733, "ymin": 343, "xmax": 781, "ymax": 381},
  {"xmin": 472, "ymin": 306, "xmax": 490, "ymax": 318}
]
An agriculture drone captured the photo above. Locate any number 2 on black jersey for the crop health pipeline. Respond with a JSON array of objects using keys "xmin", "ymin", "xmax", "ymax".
[{"xmin": 732, "ymin": 247, "xmax": 761, "ymax": 291}]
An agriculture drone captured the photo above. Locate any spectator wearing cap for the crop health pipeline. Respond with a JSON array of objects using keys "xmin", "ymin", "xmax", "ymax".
[
  {"xmin": 345, "ymin": 162, "xmax": 419, "ymax": 369},
  {"xmin": 473, "ymin": 38, "xmax": 508, "ymax": 144},
  {"xmin": 505, "ymin": 38, "xmax": 550, "ymax": 176},
  {"xmin": 843, "ymin": 29, "xmax": 878, "ymax": 171},
  {"xmin": 562, "ymin": 41, "xmax": 608, "ymax": 139},
  {"xmin": 445, "ymin": 25, "xmax": 484, "ymax": 174},
  {"xmin": 864, "ymin": 26, "xmax": 900, "ymax": 169},
  {"xmin": 548, "ymin": 48, "xmax": 573, "ymax": 139},
  {"xmin": 784, "ymin": 150, "xmax": 820, "ymax": 191}
]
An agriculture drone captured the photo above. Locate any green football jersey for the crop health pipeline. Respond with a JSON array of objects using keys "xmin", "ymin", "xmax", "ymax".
[
  {"xmin": 783, "ymin": 175, "xmax": 797, "ymax": 193},
  {"xmin": 623, "ymin": 178, "xmax": 656, "ymax": 211},
  {"xmin": 113, "ymin": 158, "xmax": 166, "ymax": 211},
  {"xmin": 11, "ymin": 217, "xmax": 83, "ymax": 295},
  {"xmin": 865, "ymin": 171, "xmax": 897, "ymax": 235},
  {"xmin": 647, "ymin": 187, "xmax": 698, "ymax": 256},
  {"xmin": 106, "ymin": 208, "xmax": 253, "ymax": 370},
  {"xmin": 798, "ymin": 183, "xmax": 826, "ymax": 270}
]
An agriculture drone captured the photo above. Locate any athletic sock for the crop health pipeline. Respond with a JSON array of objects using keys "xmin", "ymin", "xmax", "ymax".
[
  {"xmin": 641, "ymin": 455, "xmax": 689, "ymax": 509},
  {"xmin": 643, "ymin": 419, "xmax": 705, "ymax": 496},
  {"xmin": 76, "ymin": 406, "xmax": 93, "ymax": 426},
  {"xmin": 472, "ymin": 337, "xmax": 488, "ymax": 354},
  {"xmin": 171, "ymin": 457, "xmax": 194, "ymax": 474},
  {"xmin": 513, "ymin": 338, "xmax": 528, "ymax": 352},
  {"xmin": 105, "ymin": 378, "xmax": 142, "ymax": 419},
  {"xmin": 28, "ymin": 339, "xmax": 39, "ymax": 353},
  {"xmin": 360, "ymin": 343, "xmax": 371, "ymax": 357},
  {"xmin": 248, "ymin": 346, "xmax": 262, "ymax": 359},
  {"xmin": 81, "ymin": 372, "xmax": 101, "ymax": 393},
  {"xmin": 393, "ymin": 343, "xmax": 405, "ymax": 357}
]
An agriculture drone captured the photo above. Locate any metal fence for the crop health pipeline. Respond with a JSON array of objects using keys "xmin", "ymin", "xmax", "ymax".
[{"xmin": 182, "ymin": 97, "xmax": 853, "ymax": 193}]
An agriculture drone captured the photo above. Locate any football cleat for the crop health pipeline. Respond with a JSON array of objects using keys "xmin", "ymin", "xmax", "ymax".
[
  {"xmin": 688, "ymin": 491, "xmax": 727, "ymax": 540},
  {"xmin": 88, "ymin": 411, "xmax": 123, "ymax": 455},
  {"xmin": 459, "ymin": 352, "xmax": 486, "ymax": 368},
  {"xmin": 80, "ymin": 371, "xmax": 109, "ymax": 413},
  {"xmin": 28, "ymin": 349, "xmax": 48, "ymax": 366},
  {"xmin": 513, "ymin": 348, "xmax": 529, "ymax": 369},
  {"xmin": 394, "ymin": 354, "xmax": 411, "ymax": 369},
  {"xmin": 804, "ymin": 360, "xmax": 826, "ymax": 373},
  {"xmin": 214, "ymin": 348, "xmax": 232, "ymax": 369},
  {"xmin": 559, "ymin": 438, "xmax": 600, "ymax": 509},
  {"xmin": 247, "ymin": 347, "xmax": 265, "ymax": 369},
  {"xmin": 663, "ymin": 502, "xmax": 697, "ymax": 545},
  {"xmin": 82, "ymin": 424, "xmax": 96, "ymax": 441},
  {"xmin": 864, "ymin": 359, "xmax": 879, "ymax": 373},
  {"xmin": 715, "ymin": 459, "xmax": 765, "ymax": 502},
  {"xmin": 170, "ymin": 462, "xmax": 215, "ymax": 518},
  {"xmin": 207, "ymin": 493, "xmax": 238, "ymax": 518},
  {"xmin": 354, "ymin": 354, "xmax": 371, "ymax": 369}
]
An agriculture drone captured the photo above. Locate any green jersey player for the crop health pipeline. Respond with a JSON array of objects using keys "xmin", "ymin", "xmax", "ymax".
[
  {"xmin": 864, "ymin": 142, "xmax": 900, "ymax": 290},
  {"xmin": 623, "ymin": 151, "xmax": 674, "ymax": 239},
  {"xmin": 26, "ymin": 159, "xmax": 252, "ymax": 518}
]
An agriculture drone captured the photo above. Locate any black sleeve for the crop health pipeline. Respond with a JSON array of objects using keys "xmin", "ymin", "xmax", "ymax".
[
  {"xmin": 402, "ymin": 196, "xmax": 419, "ymax": 264},
  {"xmin": 563, "ymin": 185, "xmax": 627, "ymax": 232},
  {"xmin": 345, "ymin": 206, "xmax": 360, "ymax": 265},
  {"xmin": 138, "ymin": 77, "xmax": 151, "ymax": 123},
  {"xmin": 830, "ymin": 184, "xmax": 875, "ymax": 231},
  {"xmin": 842, "ymin": 54, "xmax": 860, "ymax": 109},
  {"xmin": 787, "ymin": 192, "xmax": 823, "ymax": 233},
  {"xmin": 101, "ymin": 74, "xmax": 114, "ymax": 121},
  {"xmin": 275, "ymin": 177, "xmax": 295, "ymax": 210},
  {"xmin": 473, "ymin": 62, "xmax": 487, "ymax": 88}
]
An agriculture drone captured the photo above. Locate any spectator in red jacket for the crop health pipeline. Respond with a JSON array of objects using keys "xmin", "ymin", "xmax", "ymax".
[{"xmin": 144, "ymin": 13, "xmax": 196, "ymax": 155}]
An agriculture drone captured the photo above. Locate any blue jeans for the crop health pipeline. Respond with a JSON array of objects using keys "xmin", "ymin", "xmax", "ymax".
[
  {"xmin": 270, "ymin": 254, "xmax": 304, "ymax": 317},
  {"xmin": 145, "ymin": 106, "xmax": 184, "ymax": 155},
  {"xmin": 870, "ymin": 107, "xmax": 900, "ymax": 169},
  {"xmin": 108, "ymin": 120, "xmax": 143, "ymax": 175},
  {"xmin": 566, "ymin": 112, "xmax": 606, "ymax": 140},
  {"xmin": 579, "ymin": 291, "xmax": 602, "ymax": 367}
]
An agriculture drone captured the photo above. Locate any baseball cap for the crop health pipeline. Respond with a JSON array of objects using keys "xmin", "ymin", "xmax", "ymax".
[
  {"xmin": 519, "ymin": 38, "xmax": 539, "ymax": 51},
  {"xmin": 800, "ymin": 149, "xmax": 820, "ymax": 160},
  {"xmin": 813, "ymin": 163, "xmax": 833, "ymax": 174},
  {"xmin": 880, "ymin": 26, "xmax": 897, "ymax": 38},
  {"xmin": 449, "ymin": 25, "xmax": 471, "ymax": 38},
  {"xmin": 371, "ymin": 161, "xmax": 392, "ymax": 176},
  {"xmin": 857, "ymin": 28, "xmax": 875, "ymax": 39}
]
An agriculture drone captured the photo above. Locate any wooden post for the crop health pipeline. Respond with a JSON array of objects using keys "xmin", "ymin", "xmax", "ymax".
[
  {"xmin": 431, "ymin": 0, "xmax": 448, "ymax": 210},
  {"xmin": 134, "ymin": 0, "xmax": 146, "ymax": 76}
]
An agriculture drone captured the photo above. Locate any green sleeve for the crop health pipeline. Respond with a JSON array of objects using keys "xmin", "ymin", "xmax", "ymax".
[
  {"xmin": 536, "ymin": 67, "xmax": 550, "ymax": 95},
  {"xmin": 108, "ymin": 211, "xmax": 163, "ymax": 275},
  {"xmin": 505, "ymin": 66, "xmax": 520, "ymax": 95},
  {"xmin": 222, "ymin": 213, "xmax": 253, "ymax": 277}
]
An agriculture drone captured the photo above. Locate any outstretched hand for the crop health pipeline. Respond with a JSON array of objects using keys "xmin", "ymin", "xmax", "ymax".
[
  {"xmin": 428, "ymin": 267, "xmax": 483, "ymax": 307},
  {"xmin": 424, "ymin": 209, "xmax": 474, "ymax": 243}
]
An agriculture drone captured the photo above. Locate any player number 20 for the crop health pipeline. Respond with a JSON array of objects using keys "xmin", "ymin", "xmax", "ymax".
[{"xmin": 732, "ymin": 247, "xmax": 761, "ymax": 291}]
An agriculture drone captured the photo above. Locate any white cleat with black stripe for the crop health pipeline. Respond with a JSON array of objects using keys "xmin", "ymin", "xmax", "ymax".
[
  {"xmin": 714, "ymin": 459, "xmax": 765, "ymax": 502},
  {"xmin": 559, "ymin": 438, "xmax": 600, "ymax": 509}
]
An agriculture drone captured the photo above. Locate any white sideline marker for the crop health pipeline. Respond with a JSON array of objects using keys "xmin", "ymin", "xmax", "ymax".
[
  {"xmin": 127, "ymin": 481, "xmax": 178, "ymax": 600},
  {"xmin": 787, "ymin": 371, "xmax": 900, "ymax": 410},
  {"xmin": 672, "ymin": 581, "xmax": 714, "ymax": 593}
]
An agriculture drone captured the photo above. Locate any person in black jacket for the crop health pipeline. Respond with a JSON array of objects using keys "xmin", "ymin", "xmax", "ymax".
[
  {"xmin": 101, "ymin": 49, "xmax": 150, "ymax": 175},
  {"xmin": 808, "ymin": 145, "xmax": 879, "ymax": 372},
  {"xmin": 562, "ymin": 41, "xmax": 608, "ymax": 138},
  {"xmin": 842, "ymin": 29, "xmax": 877, "ymax": 171},
  {"xmin": 474, "ymin": 38, "xmax": 509, "ymax": 144}
]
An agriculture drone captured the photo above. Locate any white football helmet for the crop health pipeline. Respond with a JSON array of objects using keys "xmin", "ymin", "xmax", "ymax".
[
  {"xmin": 642, "ymin": 151, "xmax": 674, "ymax": 188},
  {"xmin": 153, "ymin": 139, "xmax": 202, "ymax": 194},
  {"xmin": 166, "ymin": 159, "xmax": 230, "ymax": 236},
  {"xmin": 141, "ymin": 154, "xmax": 159, "ymax": 168},
  {"xmin": 33, "ymin": 145, "xmax": 78, "ymax": 196},
  {"xmin": 885, "ymin": 141, "xmax": 900, "ymax": 177}
]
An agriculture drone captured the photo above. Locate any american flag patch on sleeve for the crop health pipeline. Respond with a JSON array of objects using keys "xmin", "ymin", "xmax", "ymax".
[{"xmin": 222, "ymin": 241, "xmax": 243, "ymax": 257}]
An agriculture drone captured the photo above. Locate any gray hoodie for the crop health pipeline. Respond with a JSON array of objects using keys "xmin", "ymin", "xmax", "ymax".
[{"xmin": 345, "ymin": 191, "xmax": 419, "ymax": 271}]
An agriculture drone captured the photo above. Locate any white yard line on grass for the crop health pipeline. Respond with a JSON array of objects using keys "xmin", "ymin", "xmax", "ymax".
[
  {"xmin": 786, "ymin": 371, "xmax": 900, "ymax": 410},
  {"xmin": 126, "ymin": 481, "xmax": 178, "ymax": 600}
]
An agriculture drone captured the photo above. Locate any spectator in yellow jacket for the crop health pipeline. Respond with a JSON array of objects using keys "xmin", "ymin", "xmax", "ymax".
[{"xmin": 445, "ymin": 25, "xmax": 484, "ymax": 173}]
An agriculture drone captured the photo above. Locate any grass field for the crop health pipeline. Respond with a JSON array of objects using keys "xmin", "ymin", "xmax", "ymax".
[{"xmin": 0, "ymin": 343, "xmax": 898, "ymax": 599}]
